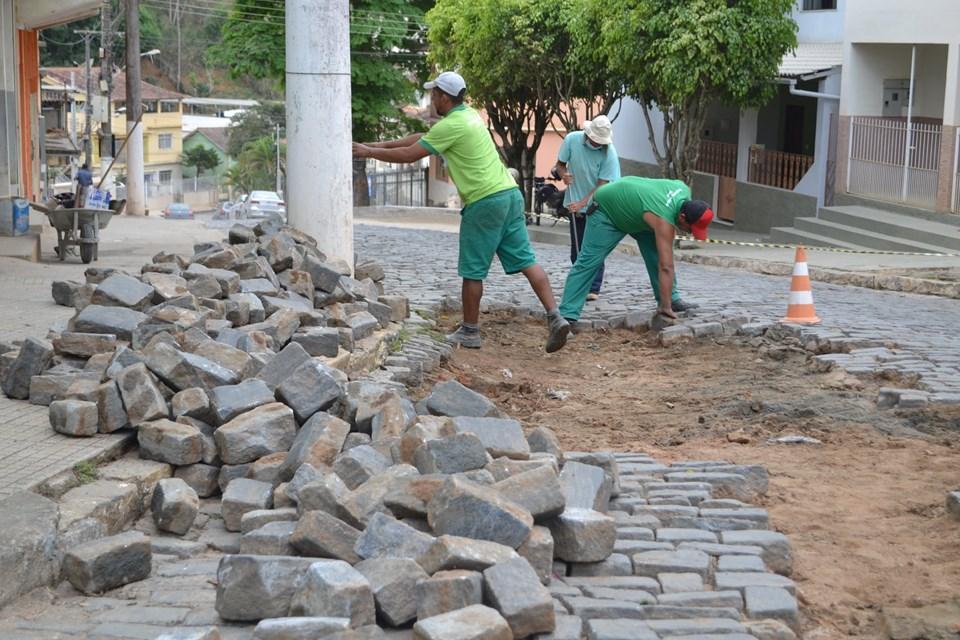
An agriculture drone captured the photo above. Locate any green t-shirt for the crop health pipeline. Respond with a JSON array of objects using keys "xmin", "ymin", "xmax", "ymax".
[
  {"xmin": 593, "ymin": 176, "xmax": 690, "ymax": 234},
  {"xmin": 419, "ymin": 104, "xmax": 517, "ymax": 205}
]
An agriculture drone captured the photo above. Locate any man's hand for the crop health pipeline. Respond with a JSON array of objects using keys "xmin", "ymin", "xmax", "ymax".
[
  {"xmin": 568, "ymin": 196, "xmax": 589, "ymax": 213},
  {"xmin": 657, "ymin": 305, "xmax": 678, "ymax": 320},
  {"xmin": 561, "ymin": 170, "xmax": 575, "ymax": 186},
  {"xmin": 352, "ymin": 142, "xmax": 372, "ymax": 158}
]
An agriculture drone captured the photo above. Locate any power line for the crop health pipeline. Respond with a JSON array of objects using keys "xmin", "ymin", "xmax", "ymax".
[
  {"xmin": 138, "ymin": 4, "xmax": 419, "ymax": 39},
  {"xmin": 141, "ymin": 0, "xmax": 422, "ymax": 31}
]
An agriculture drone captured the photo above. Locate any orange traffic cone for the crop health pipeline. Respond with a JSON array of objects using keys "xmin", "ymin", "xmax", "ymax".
[{"xmin": 783, "ymin": 246, "xmax": 820, "ymax": 324}]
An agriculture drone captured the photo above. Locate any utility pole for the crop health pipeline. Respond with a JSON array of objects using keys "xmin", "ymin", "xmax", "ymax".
[
  {"xmin": 286, "ymin": 0, "xmax": 353, "ymax": 267},
  {"xmin": 82, "ymin": 32, "xmax": 93, "ymax": 168},
  {"xmin": 275, "ymin": 123, "xmax": 281, "ymax": 195},
  {"xmin": 125, "ymin": 0, "xmax": 146, "ymax": 215},
  {"xmin": 99, "ymin": 0, "xmax": 115, "ymax": 194}
]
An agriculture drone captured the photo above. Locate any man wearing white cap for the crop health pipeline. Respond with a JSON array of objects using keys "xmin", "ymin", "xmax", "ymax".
[
  {"xmin": 554, "ymin": 116, "xmax": 620, "ymax": 301},
  {"xmin": 353, "ymin": 71, "xmax": 571, "ymax": 353}
]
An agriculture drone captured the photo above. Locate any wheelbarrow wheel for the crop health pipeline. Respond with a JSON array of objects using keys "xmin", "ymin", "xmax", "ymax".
[{"xmin": 79, "ymin": 223, "xmax": 96, "ymax": 264}]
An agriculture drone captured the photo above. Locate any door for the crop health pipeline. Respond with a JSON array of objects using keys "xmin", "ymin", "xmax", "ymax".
[
  {"xmin": 784, "ymin": 105, "xmax": 805, "ymax": 154},
  {"xmin": 717, "ymin": 176, "xmax": 736, "ymax": 222}
]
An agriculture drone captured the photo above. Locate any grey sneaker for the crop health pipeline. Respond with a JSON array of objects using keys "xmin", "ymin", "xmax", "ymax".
[
  {"xmin": 446, "ymin": 326, "xmax": 481, "ymax": 349},
  {"xmin": 671, "ymin": 298, "xmax": 699, "ymax": 313},
  {"xmin": 545, "ymin": 314, "xmax": 571, "ymax": 353}
]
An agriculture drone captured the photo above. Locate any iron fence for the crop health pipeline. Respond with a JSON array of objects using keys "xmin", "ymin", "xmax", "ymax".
[
  {"xmin": 847, "ymin": 116, "xmax": 941, "ymax": 208},
  {"xmin": 368, "ymin": 167, "xmax": 428, "ymax": 207}
]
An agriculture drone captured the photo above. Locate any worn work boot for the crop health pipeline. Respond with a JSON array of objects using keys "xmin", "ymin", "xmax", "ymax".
[
  {"xmin": 671, "ymin": 298, "xmax": 699, "ymax": 313},
  {"xmin": 545, "ymin": 313, "xmax": 571, "ymax": 354},
  {"xmin": 446, "ymin": 325, "xmax": 481, "ymax": 349}
]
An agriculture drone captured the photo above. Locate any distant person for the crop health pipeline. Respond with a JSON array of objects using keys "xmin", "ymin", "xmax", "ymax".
[
  {"xmin": 554, "ymin": 115, "xmax": 620, "ymax": 301},
  {"xmin": 352, "ymin": 71, "xmax": 570, "ymax": 353},
  {"xmin": 553, "ymin": 176, "xmax": 714, "ymax": 350},
  {"xmin": 75, "ymin": 163, "xmax": 93, "ymax": 207}
]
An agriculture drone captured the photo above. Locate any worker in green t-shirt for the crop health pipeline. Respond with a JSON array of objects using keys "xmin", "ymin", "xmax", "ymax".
[
  {"xmin": 353, "ymin": 71, "xmax": 570, "ymax": 353},
  {"xmin": 556, "ymin": 176, "xmax": 714, "ymax": 341}
]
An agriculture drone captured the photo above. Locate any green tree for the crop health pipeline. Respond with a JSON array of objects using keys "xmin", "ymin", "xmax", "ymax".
[
  {"xmin": 595, "ymin": 0, "xmax": 797, "ymax": 181},
  {"xmin": 427, "ymin": 0, "xmax": 623, "ymax": 204},
  {"xmin": 40, "ymin": 3, "xmax": 163, "ymax": 67},
  {"xmin": 182, "ymin": 146, "xmax": 221, "ymax": 178},
  {"xmin": 229, "ymin": 136, "xmax": 284, "ymax": 192},
  {"xmin": 212, "ymin": 0, "xmax": 431, "ymax": 204},
  {"xmin": 227, "ymin": 102, "xmax": 286, "ymax": 158}
]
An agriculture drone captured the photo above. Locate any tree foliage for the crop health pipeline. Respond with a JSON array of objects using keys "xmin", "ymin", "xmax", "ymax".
[
  {"xmin": 39, "ymin": 3, "xmax": 163, "ymax": 68},
  {"xmin": 595, "ymin": 0, "xmax": 797, "ymax": 180},
  {"xmin": 426, "ymin": 0, "xmax": 623, "ymax": 203},
  {"xmin": 227, "ymin": 136, "xmax": 284, "ymax": 193},
  {"xmin": 227, "ymin": 102, "xmax": 286, "ymax": 158},
  {"xmin": 212, "ymin": 0, "xmax": 431, "ymax": 141},
  {"xmin": 182, "ymin": 146, "xmax": 221, "ymax": 177}
]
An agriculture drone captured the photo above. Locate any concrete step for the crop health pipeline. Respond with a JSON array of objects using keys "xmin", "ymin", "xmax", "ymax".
[
  {"xmin": 819, "ymin": 205, "xmax": 960, "ymax": 251},
  {"xmin": 768, "ymin": 226, "xmax": 866, "ymax": 250},
  {"xmin": 792, "ymin": 217, "xmax": 956, "ymax": 254}
]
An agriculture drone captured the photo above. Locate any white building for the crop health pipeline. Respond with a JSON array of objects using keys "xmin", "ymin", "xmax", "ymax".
[
  {"xmin": 837, "ymin": 0, "xmax": 960, "ymax": 213},
  {"xmin": 614, "ymin": 1, "xmax": 846, "ymax": 229}
]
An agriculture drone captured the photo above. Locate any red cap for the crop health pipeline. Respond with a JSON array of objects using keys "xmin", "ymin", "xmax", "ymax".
[{"xmin": 690, "ymin": 207, "xmax": 714, "ymax": 240}]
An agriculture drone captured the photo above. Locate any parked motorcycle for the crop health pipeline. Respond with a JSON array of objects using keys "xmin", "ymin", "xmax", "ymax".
[{"xmin": 530, "ymin": 168, "xmax": 571, "ymax": 226}]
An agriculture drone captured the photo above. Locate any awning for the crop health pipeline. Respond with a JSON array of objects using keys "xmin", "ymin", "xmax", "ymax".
[
  {"xmin": 779, "ymin": 42, "xmax": 843, "ymax": 79},
  {"xmin": 45, "ymin": 133, "xmax": 80, "ymax": 155}
]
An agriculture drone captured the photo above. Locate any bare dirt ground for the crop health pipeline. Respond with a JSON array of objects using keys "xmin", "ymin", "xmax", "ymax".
[{"xmin": 424, "ymin": 314, "xmax": 960, "ymax": 639}]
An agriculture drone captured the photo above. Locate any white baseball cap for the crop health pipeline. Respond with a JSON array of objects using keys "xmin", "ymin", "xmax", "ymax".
[
  {"xmin": 424, "ymin": 71, "xmax": 467, "ymax": 97},
  {"xmin": 583, "ymin": 115, "xmax": 614, "ymax": 146}
]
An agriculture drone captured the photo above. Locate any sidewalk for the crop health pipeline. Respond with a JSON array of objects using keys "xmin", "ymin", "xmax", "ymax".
[{"xmin": 0, "ymin": 214, "xmax": 224, "ymax": 498}]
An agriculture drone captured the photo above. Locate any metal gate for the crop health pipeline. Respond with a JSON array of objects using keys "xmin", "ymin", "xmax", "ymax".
[
  {"xmin": 847, "ymin": 116, "xmax": 941, "ymax": 208},
  {"xmin": 368, "ymin": 167, "xmax": 428, "ymax": 207}
]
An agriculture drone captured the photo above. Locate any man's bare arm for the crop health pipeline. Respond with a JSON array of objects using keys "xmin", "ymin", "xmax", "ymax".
[
  {"xmin": 645, "ymin": 212, "xmax": 678, "ymax": 318},
  {"xmin": 568, "ymin": 179, "xmax": 609, "ymax": 213},
  {"xmin": 352, "ymin": 141, "xmax": 430, "ymax": 164},
  {"xmin": 362, "ymin": 133, "xmax": 424, "ymax": 149}
]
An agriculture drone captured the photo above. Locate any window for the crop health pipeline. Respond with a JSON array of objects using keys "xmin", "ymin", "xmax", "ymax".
[
  {"xmin": 802, "ymin": 0, "xmax": 836, "ymax": 9},
  {"xmin": 160, "ymin": 101, "xmax": 179, "ymax": 113},
  {"xmin": 158, "ymin": 134, "xmax": 173, "ymax": 150},
  {"xmin": 159, "ymin": 170, "xmax": 172, "ymax": 184}
]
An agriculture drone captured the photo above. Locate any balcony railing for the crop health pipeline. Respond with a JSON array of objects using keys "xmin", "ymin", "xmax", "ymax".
[
  {"xmin": 748, "ymin": 147, "xmax": 814, "ymax": 191},
  {"xmin": 695, "ymin": 140, "xmax": 737, "ymax": 178}
]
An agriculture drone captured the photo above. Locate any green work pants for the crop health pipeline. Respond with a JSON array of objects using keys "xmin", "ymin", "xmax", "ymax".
[{"xmin": 558, "ymin": 209, "xmax": 679, "ymax": 321}]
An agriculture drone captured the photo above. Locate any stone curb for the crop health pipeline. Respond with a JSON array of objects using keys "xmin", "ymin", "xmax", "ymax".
[{"xmin": 677, "ymin": 253, "xmax": 960, "ymax": 300}]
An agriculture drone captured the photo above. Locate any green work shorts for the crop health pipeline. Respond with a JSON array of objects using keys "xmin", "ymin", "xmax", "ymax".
[{"xmin": 458, "ymin": 188, "xmax": 537, "ymax": 280}]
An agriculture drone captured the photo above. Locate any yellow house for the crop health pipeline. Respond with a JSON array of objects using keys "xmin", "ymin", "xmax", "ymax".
[{"xmin": 43, "ymin": 67, "xmax": 186, "ymax": 198}]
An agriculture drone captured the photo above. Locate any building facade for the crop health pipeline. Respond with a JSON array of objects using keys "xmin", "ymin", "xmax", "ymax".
[
  {"xmin": 43, "ymin": 67, "xmax": 186, "ymax": 204},
  {"xmin": 612, "ymin": 0, "xmax": 846, "ymax": 228},
  {"xmin": 1, "ymin": 0, "xmax": 101, "ymax": 212},
  {"xmin": 837, "ymin": 0, "xmax": 960, "ymax": 213}
]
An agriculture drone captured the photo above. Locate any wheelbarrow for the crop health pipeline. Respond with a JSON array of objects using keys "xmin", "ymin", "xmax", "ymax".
[{"xmin": 29, "ymin": 199, "xmax": 125, "ymax": 264}]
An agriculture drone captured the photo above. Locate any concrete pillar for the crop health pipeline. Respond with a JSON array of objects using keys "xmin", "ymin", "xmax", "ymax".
[
  {"xmin": 124, "ymin": 0, "xmax": 145, "ymax": 216},
  {"xmin": 835, "ymin": 115, "xmax": 851, "ymax": 199},
  {"xmin": 736, "ymin": 109, "xmax": 758, "ymax": 182},
  {"xmin": 935, "ymin": 43, "xmax": 960, "ymax": 212},
  {"xmin": 285, "ymin": 0, "xmax": 353, "ymax": 267}
]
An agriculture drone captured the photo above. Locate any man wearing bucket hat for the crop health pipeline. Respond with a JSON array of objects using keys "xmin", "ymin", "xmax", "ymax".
[
  {"xmin": 554, "ymin": 115, "xmax": 620, "ymax": 302},
  {"xmin": 550, "ymin": 176, "xmax": 714, "ymax": 352},
  {"xmin": 353, "ymin": 71, "xmax": 571, "ymax": 353}
]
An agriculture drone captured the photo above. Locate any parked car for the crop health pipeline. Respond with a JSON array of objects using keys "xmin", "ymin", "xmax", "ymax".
[
  {"xmin": 240, "ymin": 190, "xmax": 286, "ymax": 220},
  {"xmin": 163, "ymin": 202, "xmax": 194, "ymax": 219}
]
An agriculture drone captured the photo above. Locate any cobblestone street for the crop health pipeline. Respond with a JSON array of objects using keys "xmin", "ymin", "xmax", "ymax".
[
  {"xmin": 357, "ymin": 223, "xmax": 960, "ymax": 401},
  {"xmin": 0, "ymin": 216, "xmax": 958, "ymax": 640}
]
